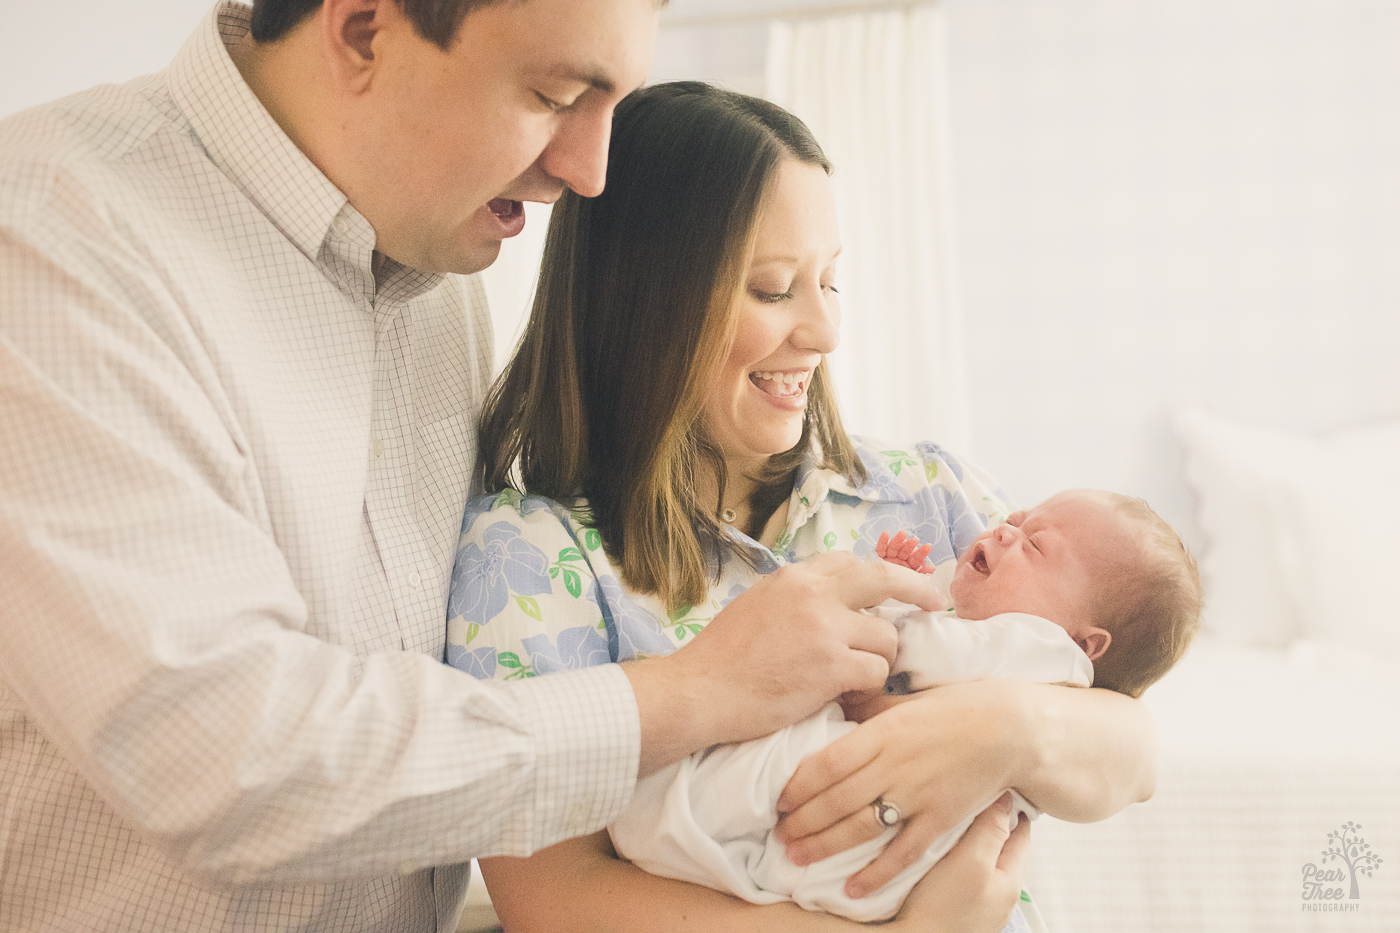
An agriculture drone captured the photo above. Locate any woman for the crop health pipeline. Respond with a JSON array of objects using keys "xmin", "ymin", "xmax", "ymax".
[{"xmin": 448, "ymin": 82, "xmax": 1155, "ymax": 931}]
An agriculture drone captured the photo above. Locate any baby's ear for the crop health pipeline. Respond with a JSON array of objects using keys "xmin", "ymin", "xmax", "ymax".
[{"xmin": 1077, "ymin": 628, "xmax": 1111, "ymax": 662}]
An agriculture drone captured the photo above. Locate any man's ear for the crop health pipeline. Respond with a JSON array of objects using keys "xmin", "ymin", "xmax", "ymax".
[
  {"xmin": 320, "ymin": 0, "xmax": 387, "ymax": 93},
  {"xmin": 1077, "ymin": 628, "xmax": 1111, "ymax": 662}
]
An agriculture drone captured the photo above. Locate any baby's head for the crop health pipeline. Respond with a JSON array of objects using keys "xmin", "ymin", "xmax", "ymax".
[{"xmin": 951, "ymin": 489, "xmax": 1201, "ymax": 698}]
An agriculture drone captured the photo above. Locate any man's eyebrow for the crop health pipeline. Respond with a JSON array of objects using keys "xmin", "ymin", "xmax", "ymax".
[{"xmin": 545, "ymin": 64, "xmax": 616, "ymax": 95}]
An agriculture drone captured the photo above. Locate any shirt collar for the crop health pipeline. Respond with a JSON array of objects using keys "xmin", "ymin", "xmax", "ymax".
[
  {"xmin": 723, "ymin": 443, "xmax": 913, "ymax": 564},
  {"xmin": 166, "ymin": 3, "xmax": 443, "ymax": 308},
  {"xmin": 168, "ymin": 3, "xmax": 347, "ymax": 265},
  {"xmin": 793, "ymin": 442, "xmax": 916, "ymax": 507}
]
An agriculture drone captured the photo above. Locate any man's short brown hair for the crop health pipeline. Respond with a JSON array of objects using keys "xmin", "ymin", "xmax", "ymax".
[
  {"xmin": 251, "ymin": 0, "xmax": 508, "ymax": 49},
  {"xmin": 251, "ymin": 0, "xmax": 665, "ymax": 50}
]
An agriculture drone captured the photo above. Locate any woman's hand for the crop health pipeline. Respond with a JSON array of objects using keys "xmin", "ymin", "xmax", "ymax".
[
  {"xmin": 887, "ymin": 793, "xmax": 1031, "ymax": 933},
  {"xmin": 775, "ymin": 681, "xmax": 1028, "ymax": 898},
  {"xmin": 776, "ymin": 679, "xmax": 1157, "ymax": 898}
]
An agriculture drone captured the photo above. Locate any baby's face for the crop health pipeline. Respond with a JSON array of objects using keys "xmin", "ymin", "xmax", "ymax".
[{"xmin": 950, "ymin": 490, "xmax": 1137, "ymax": 639}]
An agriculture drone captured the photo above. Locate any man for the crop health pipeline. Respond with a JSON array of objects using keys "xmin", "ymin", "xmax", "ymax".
[{"xmin": 0, "ymin": 1, "xmax": 948, "ymax": 929}]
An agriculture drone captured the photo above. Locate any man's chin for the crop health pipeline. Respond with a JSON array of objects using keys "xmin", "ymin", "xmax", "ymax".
[
  {"xmin": 457, "ymin": 241, "xmax": 504, "ymax": 275},
  {"xmin": 425, "ymin": 238, "xmax": 503, "ymax": 276}
]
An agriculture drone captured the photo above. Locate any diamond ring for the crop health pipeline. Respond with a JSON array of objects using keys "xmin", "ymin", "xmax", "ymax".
[{"xmin": 872, "ymin": 796, "xmax": 901, "ymax": 828}]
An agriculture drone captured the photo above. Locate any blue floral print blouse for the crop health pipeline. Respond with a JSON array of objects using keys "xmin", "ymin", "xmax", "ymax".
[{"xmin": 445, "ymin": 439, "xmax": 1013, "ymax": 682}]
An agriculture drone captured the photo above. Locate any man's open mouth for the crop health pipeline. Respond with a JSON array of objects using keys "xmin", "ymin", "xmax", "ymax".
[{"xmin": 488, "ymin": 198, "xmax": 523, "ymax": 221}]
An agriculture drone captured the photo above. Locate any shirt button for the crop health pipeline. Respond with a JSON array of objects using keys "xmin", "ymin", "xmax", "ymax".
[
  {"xmin": 407, "ymin": 571, "xmax": 421, "ymax": 588},
  {"xmin": 372, "ymin": 438, "xmax": 384, "ymax": 458}
]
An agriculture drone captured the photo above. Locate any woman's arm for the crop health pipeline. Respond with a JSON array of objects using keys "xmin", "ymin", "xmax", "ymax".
[
  {"xmin": 482, "ymin": 834, "xmax": 855, "ymax": 933},
  {"xmin": 775, "ymin": 679, "xmax": 1157, "ymax": 897},
  {"xmin": 481, "ymin": 795, "xmax": 1032, "ymax": 933}
]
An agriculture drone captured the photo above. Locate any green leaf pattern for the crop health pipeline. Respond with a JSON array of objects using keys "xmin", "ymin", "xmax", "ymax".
[{"xmin": 549, "ymin": 546, "xmax": 588, "ymax": 599}]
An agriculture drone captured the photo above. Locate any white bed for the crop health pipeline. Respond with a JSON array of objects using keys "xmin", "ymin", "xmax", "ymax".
[
  {"xmin": 1026, "ymin": 407, "xmax": 1400, "ymax": 932},
  {"xmin": 1026, "ymin": 637, "xmax": 1400, "ymax": 931}
]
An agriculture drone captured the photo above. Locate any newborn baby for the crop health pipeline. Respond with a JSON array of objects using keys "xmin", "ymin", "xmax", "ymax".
[{"xmin": 610, "ymin": 489, "xmax": 1201, "ymax": 922}]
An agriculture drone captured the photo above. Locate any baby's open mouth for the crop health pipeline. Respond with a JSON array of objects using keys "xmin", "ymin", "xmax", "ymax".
[
  {"xmin": 969, "ymin": 542, "xmax": 990, "ymax": 575},
  {"xmin": 750, "ymin": 370, "xmax": 809, "ymax": 400}
]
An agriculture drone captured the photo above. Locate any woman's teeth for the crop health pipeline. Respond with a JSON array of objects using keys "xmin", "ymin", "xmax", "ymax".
[{"xmin": 751, "ymin": 371, "xmax": 808, "ymax": 399}]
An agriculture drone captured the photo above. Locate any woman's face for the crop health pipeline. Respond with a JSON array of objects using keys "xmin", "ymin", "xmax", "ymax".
[{"xmin": 702, "ymin": 159, "xmax": 842, "ymax": 474}]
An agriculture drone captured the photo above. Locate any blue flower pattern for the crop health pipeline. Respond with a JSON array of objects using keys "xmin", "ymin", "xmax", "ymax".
[
  {"xmin": 521, "ymin": 626, "xmax": 612, "ymax": 675},
  {"xmin": 447, "ymin": 520, "xmax": 554, "ymax": 626},
  {"xmin": 445, "ymin": 437, "xmax": 1014, "ymax": 683},
  {"xmin": 447, "ymin": 644, "xmax": 498, "ymax": 680},
  {"xmin": 593, "ymin": 575, "xmax": 677, "ymax": 662}
]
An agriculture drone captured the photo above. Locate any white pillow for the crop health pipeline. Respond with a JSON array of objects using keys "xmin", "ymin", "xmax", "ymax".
[
  {"xmin": 1269, "ymin": 419, "xmax": 1400, "ymax": 656},
  {"xmin": 1176, "ymin": 406, "xmax": 1400, "ymax": 655},
  {"xmin": 1173, "ymin": 407, "xmax": 1303, "ymax": 648}
]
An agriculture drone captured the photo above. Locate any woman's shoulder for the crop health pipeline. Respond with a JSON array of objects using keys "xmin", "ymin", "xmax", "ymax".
[
  {"xmin": 460, "ymin": 488, "xmax": 599, "ymax": 542},
  {"xmin": 846, "ymin": 435, "xmax": 999, "ymax": 498}
]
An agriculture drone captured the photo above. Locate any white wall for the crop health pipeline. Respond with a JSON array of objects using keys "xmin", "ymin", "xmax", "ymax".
[
  {"xmin": 945, "ymin": 0, "xmax": 1400, "ymax": 545},
  {"xmin": 3, "ymin": 1, "xmax": 210, "ymax": 119}
]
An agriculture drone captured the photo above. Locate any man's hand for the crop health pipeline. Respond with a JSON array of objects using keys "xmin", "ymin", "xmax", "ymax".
[{"xmin": 622, "ymin": 552, "xmax": 943, "ymax": 776}]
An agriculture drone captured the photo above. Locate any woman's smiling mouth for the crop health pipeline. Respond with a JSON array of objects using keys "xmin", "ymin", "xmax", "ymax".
[{"xmin": 749, "ymin": 369, "xmax": 810, "ymax": 400}]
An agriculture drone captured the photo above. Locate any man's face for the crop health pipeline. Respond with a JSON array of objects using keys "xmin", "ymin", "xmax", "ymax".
[{"xmin": 349, "ymin": 0, "xmax": 658, "ymax": 273}]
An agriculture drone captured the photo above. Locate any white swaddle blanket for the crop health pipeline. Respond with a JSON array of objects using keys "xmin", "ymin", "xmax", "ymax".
[{"xmin": 609, "ymin": 610, "xmax": 1092, "ymax": 922}]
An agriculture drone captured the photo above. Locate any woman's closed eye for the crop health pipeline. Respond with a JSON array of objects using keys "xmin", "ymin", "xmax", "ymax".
[{"xmin": 751, "ymin": 284, "xmax": 839, "ymax": 303}]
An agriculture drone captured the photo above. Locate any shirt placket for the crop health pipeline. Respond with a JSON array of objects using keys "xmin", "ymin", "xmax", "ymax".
[{"xmin": 365, "ymin": 300, "xmax": 442, "ymax": 654}]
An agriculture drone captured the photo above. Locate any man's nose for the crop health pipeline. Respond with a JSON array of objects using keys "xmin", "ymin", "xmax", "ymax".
[{"xmin": 541, "ymin": 108, "xmax": 611, "ymax": 199}]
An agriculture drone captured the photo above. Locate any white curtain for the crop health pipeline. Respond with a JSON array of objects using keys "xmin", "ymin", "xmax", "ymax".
[{"xmin": 766, "ymin": 3, "xmax": 971, "ymax": 455}]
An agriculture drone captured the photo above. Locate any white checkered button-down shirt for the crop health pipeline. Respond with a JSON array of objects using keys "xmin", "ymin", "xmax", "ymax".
[{"xmin": 0, "ymin": 4, "xmax": 640, "ymax": 931}]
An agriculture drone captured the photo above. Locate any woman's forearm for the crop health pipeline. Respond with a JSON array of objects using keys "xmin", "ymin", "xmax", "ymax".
[
  {"xmin": 480, "ymin": 834, "xmax": 862, "ymax": 933},
  {"xmin": 1011, "ymin": 681, "xmax": 1159, "ymax": 821}
]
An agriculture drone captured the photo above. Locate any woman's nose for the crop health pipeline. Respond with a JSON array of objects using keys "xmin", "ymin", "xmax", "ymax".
[{"xmin": 794, "ymin": 288, "xmax": 841, "ymax": 354}]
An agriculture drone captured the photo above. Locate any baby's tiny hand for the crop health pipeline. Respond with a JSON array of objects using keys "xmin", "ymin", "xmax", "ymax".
[{"xmin": 875, "ymin": 531, "xmax": 936, "ymax": 574}]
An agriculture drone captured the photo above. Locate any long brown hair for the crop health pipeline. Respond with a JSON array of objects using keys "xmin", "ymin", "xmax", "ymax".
[{"xmin": 477, "ymin": 82, "xmax": 863, "ymax": 610}]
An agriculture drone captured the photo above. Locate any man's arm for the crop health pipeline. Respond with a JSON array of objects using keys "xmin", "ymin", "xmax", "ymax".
[
  {"xmin": 622, "ymin": 553, "xmax": 945, "ymax": 776},
  {"xmin": 0, "ymin": 217, "xmax": 642, "ymax": 884}
]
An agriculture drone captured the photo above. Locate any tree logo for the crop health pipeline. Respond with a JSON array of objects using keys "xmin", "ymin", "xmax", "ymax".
[{"xmin": 1301, "ymin": 822, "xmax": 1384, "ymax": 905}]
